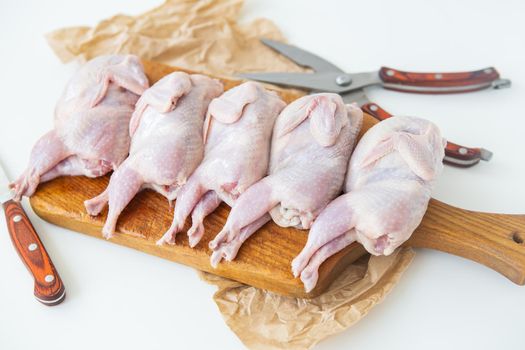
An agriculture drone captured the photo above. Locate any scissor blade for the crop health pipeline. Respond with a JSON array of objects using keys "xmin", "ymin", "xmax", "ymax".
[
  {"xmin": 238, "ymin": 72, "xmax": 350, "ymax": 93},
  {"xmin": 341, "ymin": 89, "xmax": 370, "ymax": 106},
  {"xmin": 261, "ymin": 39, "xmax": 345, "ymax": 73},
  {"xmin": 239, "ymin": 70, "xmax": 382, "ymax": 94}
]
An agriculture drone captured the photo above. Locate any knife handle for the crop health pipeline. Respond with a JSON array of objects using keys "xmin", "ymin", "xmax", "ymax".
[
  {"xmin": 3, "ymin": 200, "xmax": 65, "ymax": 306},
  {"xmin": 361, "ymin": 102, "xmax": 491, "ymax": 167},
  {"xmin": 361, "ymin": 102, "xmax": 394, "ymax": 121},
  {"xmin": 378, "ymin": 66, "xmax": 509, "ymax": 94}
]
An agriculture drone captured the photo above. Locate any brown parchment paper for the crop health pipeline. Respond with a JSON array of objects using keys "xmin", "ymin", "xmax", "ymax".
[
  {"xmin": 46, "ymin": 1, "xmax": 415, "ymax": 348},
  {"xmin": 199, "ymin": 248, "xmax": 414, "ymax": 350},
  {"xmin": 46, "ymin": 0, "xmax": 306, "ymax": 76}
]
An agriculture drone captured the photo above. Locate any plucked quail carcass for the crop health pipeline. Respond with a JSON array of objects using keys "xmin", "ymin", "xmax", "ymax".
[
  {"xmin": 209, "ymin": 93, "xmax": 363, "ymax": 267},
  {"xmin": 156, "ymin": 82, "xmax": 286, "ymax": 247},
  {"xmin": 84, "ymin": 71, "xmax": 223, "ymax": 238},
  {"xmin": 10, "ymin": 55, "xmax": 149, "ymax": 200},
  {"xmin": 292, "ymin": 116, "xmax": 445, "ymax": 292}
]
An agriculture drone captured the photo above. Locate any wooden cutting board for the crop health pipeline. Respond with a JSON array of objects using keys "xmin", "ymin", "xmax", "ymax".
[{"xmin": 29, "ymin": 61, "xmax": 525, "ymax": 298}]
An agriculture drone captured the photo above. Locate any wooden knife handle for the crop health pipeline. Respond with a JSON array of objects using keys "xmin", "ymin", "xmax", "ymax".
[
  {"xmin": 361, "ymin": 102, "xmax": 490, "ymax": 167},
  {"xmin": 361, "ymin": 102, "xmax": 393, "ymax": 121},
  {"xmin": 443, "ymin": 141, "xmax": 492, "ymax": 167},
  {"xmin": 408, "ymin": 199, "xmax": 525, "ymax": 285},
  {"xmin": 379, "ymin": 66, "xmax": 505, "ymax": 93},
  {"xmin": 3, "ymin": 200, "xmax": 65, "ymax": 305}
]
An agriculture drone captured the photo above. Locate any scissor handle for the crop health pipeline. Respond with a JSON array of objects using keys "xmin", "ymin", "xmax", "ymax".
[
  {"xmin": 379, "ymin": 66, "xmax": 509, "ymax": 94},
  {"xmin": 361, "ymin": 102, "xmax": 491, "ymax": 167}
]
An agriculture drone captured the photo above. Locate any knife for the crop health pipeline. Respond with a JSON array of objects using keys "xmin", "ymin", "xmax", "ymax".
[
  {"xmin": 0, "ymin": 162, "xmax": 65, "ymax": 306},
  {"xmin": 344, "ymin": 89, "xmax": 493, "ymax": 167}
]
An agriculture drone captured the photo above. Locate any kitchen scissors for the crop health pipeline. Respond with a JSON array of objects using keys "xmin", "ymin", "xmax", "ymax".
[{"xmin": 239, "ymin": 39, "xmax": 511, "ymax": 167}]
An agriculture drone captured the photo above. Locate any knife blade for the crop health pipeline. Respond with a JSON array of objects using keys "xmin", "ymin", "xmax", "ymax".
[{"xmin": 0, "ymin": 162, "xmax": 65, "ymax": 306}]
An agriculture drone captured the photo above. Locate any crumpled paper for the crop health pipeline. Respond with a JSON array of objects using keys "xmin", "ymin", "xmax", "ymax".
[
  {"xmin": 199, "ymin": 248, "xmax": 414, "ymax": 350},
  {"xmin": 46, "ymin": 1, "xmax": 415, "ymax": 349},
  {"xmin": 46, "ymin": 0, "xmax": 306, "ymax": 77}
]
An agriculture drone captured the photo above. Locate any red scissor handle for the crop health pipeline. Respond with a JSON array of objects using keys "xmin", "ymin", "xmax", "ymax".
[{"xmin": 379, "ymin": 66, "xmax": 508, "ymax": 94}]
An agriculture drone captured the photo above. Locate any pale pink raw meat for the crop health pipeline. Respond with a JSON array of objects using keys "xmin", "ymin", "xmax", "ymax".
[
  {"xmin": 292, "ymin": 116, "xmax": 446, "ymax": 292},
  {"xmin": 209, "ymin": 93, "xmax": 363, "ymax": 267},
  {"xmin": 84, "ymin": 71, "xmax": 223, "ymax": 239},
  {"xmin": 10, "ymin": 55, "xmax": 149, "ymax": 200},
  {"xmin": 156, "ymin": 82, "xmax": 285, "ymax": 247}
]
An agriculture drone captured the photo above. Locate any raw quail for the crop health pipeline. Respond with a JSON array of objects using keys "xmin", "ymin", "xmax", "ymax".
[
  {"xmin": 156, "ymin": 82, "xmax": 285, "ymax": 247},
  {"xmin": 84, "ymin": 71, "xmax": 223, "ymax": 238},
  {"xmin": 292, "ymin": 116, "xmax": 445, "ymax": 292},
  {"xmin": 10, "ymin": 55, "xmax": 149, "ymax": 200},
  {"xmin": 209, "ymin": 93, "xmax": 363, "ymax": 267}
]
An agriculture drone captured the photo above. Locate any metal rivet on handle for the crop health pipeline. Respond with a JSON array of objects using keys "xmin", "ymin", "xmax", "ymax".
[
  {"xmin": 28, "ymin": 243, "xmax": 38, "ymax": 251},
  {"xmin": 369, "ymin": 104, "xmax": 378, "ymax": 112},
  {"xmin": 386, "ymin": 70, "xmax": 395, "ymax": 76},
  {"xmin": 335, "ymin": 74, "xmax": 352, "ymax": 86},
  {"xmin": 459, "ymin": 147, "xmax": 468, "ymax": 155},
  {"xmin": 13, "ymin": 215, "xmax": 22, "ymax": 223},
  {"xmin": 484, "ymin": 68, "xmax": 493, "ymax": 74},
  {"xmin": 44, "ymin": 275, "xmax": 55, "ymax": 283},
  {"xmin": 435, "ymin": 73, "xmax": 443, "ymax": 79}
]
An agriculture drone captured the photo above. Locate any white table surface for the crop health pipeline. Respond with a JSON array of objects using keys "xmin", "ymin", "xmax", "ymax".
[{"xmin": 1, "ymin": 1, "xmax": 524, "ymax": 349}]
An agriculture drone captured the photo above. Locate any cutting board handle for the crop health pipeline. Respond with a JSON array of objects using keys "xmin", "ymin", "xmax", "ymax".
[{"xmin": 409, "ymin": 199, "xmax": 525, "ymax": 285}]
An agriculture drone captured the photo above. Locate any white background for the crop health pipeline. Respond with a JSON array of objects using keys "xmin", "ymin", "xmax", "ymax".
[{"xmin": 1, "ymin": 1, "xmax": 524, "ymax": 349}]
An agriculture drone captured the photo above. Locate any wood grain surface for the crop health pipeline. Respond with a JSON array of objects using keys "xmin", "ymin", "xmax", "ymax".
[{"xmin": 29, "ymin": 61, "xmax": 525, "ymax": 298}]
